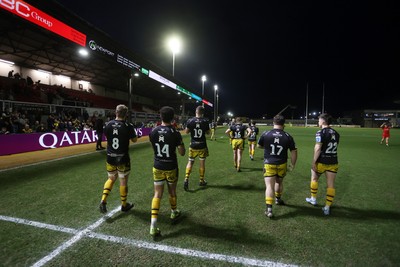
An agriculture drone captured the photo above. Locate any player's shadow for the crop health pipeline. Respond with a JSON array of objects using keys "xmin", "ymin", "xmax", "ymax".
[
  {"xmin": 238, "ymin": 166, "xmax": 263, "ymax": 172},
  {"xmin": 207, "ymin": 183, "xmax": 263, "ymax": 192},
  {"xmin": 104, "ymin": 209, "xmax": 135, "ymax": 223},
  {"xmin": 182, "ymin": 186, "xmax": 209, "ymax": 193},
  {"xmin": 160, "ymin": 215, "xmax": 274, "ymax": 246},
  {"xmin": 276, "ymin": 203, "xmax": 400, "ymax": 221}
]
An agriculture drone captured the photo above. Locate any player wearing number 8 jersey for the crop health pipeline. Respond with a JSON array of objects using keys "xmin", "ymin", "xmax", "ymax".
[
  {"xmin": 99, "ymin": 104, "xmax": 137, "ymax": 214},
  {"xmin": 306, "ymin": 113, "xmax": 340, "ymax": 216},
  {"xmin": 183, "ymin": 106, "xmax": 211, "ymax": 191},
  {"xmin": 149, "ymin": 106, "xmax": 186, "ymax": 237},
  {"xmin": 257, "ymin": 115, "xmax": 297, "ymax": 218}
]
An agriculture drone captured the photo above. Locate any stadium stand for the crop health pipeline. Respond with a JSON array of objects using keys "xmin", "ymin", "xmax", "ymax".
[{"xmin": 0, "ymin": 0, "xmax": 203, "ymax": 122}]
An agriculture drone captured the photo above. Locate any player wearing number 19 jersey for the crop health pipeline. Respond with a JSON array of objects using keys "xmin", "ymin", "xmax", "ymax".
[
  {"xmin": 306, "ymin": 113, "xmax": 340, "ymax": 216},
  {"xmin": 99, "ymin": 104, "xmax": 137, "ymax": 214},
  {"xmin": 184, "ymin": 106, "xmax": 210, "ymax": 190}
]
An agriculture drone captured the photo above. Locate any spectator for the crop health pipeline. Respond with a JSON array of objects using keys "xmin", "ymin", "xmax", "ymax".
[
  {"xmin": 0, "ymin": 126, "xmax": 10, "ymax": 135},
  {"xmin": 13, "ymin": 72, "xmax": 21, "ymax": 79},
  {"xmin": 22, "ymin": 123, "xmax": 33, "ymax": 134},
  {"xmin": 47, "ymin": 114, "xmax": 55, "ymax": 132},
  {"xmin": 26, "ymin": 76, "xmax": 34, "ymax": 86},
  {"xmin": 94, "ymin": 116, "xmax": 105, "ymax": 150},
  {"xmin": 35, "ymin": 122, "xmax": 46, "ymax": 133}
]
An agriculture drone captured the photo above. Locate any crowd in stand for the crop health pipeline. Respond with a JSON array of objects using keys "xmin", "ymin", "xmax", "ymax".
[
  {"xmin": 1, "ymin": 74, "xmax": 187, "ymax": 135},
  {"xmin": 0, "ymin": 107, "xmax": 173, "ymax": 135},
  {"xmin": 1, "ymin": 73, "xmax": 99, "ymax": 107},
  {"xmin": 0, "ymin": 108, "xmax": 102, "ymax": 135}
]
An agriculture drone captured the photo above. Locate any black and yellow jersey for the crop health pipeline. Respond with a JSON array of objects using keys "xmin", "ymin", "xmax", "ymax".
[
  {"xmin": 149, "ymin": 125, "xmax": 184, "ymax": 170},
  {"xmin": 186, "ymin": 117, "xmax": 210, "ymax": 149},
  {"xmin": 229, "ymin": 123, "xmax": 248, "ymax": 140},
  {"xmin": 258, "ymin": 129, "xmax": 296, "ymax": 165},
  {"xmin": 315, "ymin": 127, "xmax": 340, "ymax": 164},
  {"xmin": 105, "ymin": 119, "xmax": 137, "ymax": 164}
]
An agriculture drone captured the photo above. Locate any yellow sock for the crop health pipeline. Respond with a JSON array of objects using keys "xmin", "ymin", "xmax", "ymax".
[
  {"xmin": 275, "ymin": 192, "xmax": 282, "ymax": 199},
  {"xmin": 199, "ymin": 168, "xmax": 205, "ymax": 180},
  {"xmin": 169, "ymin": 196, "xmax": 177, "ymax": 210},
  {"xmin": 120, "ymin": 185, "xmax": 128, "ymax": 207},
  {"xmin": 310, "ymin": 181, "xmax": 318, "ymax": 198},
  {"xmin": 325, "ymin": 187, "xmax": 336, "ymax": 207},
  {"xmin": 265, "ymin": 197, "xmax": 274, "ymax": 205},
  {"xmin": 101, "ymin": 179, "xmax": 114, "ymax": 202},
  {"xmin": 185, "ymin": 167, "xmax": 192, "ymax": 179},
  {"xmin": 151, "ymin": 198, "xmax": 161, "ymax": 219}
]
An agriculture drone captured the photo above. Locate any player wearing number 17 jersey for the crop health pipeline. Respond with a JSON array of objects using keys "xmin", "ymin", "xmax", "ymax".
[
  {"xmin": 257, "ymin": 115, "xmax": 297, "ymax": 218},
  {"xmin": 184, "ymin": 106, "xmax": 211, "ymax": 191}
]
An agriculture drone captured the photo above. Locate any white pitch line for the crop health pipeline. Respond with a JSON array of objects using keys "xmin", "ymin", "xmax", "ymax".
[
  {"xmin": 30, "ymin": 206, "xmax": 121, "ymax": 267},
  {"xmin": 88, "ymin": 232, "xmax": 297, "ymax": 267},
  {"xmin": 0, "ymin": 215, "xmax": 77, "ymax": 234},
  {"xmin": 0, "ymin": 212, "xmax": 298, "ymax": 267}
]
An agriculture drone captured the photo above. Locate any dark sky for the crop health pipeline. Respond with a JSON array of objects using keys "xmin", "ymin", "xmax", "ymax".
[{"xmin": 55, "ymin": 0, "xmax": 399, "ymax": 118}]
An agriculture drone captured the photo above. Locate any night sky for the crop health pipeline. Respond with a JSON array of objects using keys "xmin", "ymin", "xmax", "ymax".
[{"xmin": 55, "ymin": 0, "xmax": 399, "ymax": 119}]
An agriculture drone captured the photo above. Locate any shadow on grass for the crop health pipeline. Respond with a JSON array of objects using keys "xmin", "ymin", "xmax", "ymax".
[
  {"xmin": 158, "ymin": 215, "xmax": 273, "ymax": 246},
  {"xmin": 237, "ymin": 166, "xmax": 263, "ymax": 172},
  {"xmin": 207, "ymin": 183, "xmax": 263, "ymax": 192},
  {"xmin": 113, "ymin": 209, "xmax": 273, "ymax": 246},
  {"xmin": 182, "ymin": 185, "xmax": 208, "ymax": 193},
  {"xmin": 277, "ymin": 203, "xmax": 400, "ymax": 221},
  {"xmin": 105, "ymin": 209, "xmax": 136, "ymax": 223}
]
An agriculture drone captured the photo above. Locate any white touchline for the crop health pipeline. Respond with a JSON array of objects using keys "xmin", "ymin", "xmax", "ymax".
[
  {"xmin": 30, "ymin": 206, "xmax": 121, "ymax": 267},
  {"xmin": 0, "ymin": 212, "xmax": 298, "ymax": 267}
]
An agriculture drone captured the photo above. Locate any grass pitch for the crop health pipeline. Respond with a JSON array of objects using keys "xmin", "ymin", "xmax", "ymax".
[{"xmin": 0, "ymin": 126, "xmax": 399, "ymax": 266}]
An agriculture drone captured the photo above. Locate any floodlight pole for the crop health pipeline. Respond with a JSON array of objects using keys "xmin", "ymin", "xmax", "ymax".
[
  {"xmin": 201, "ymin": 75, "xmax": 206, "ymax": 107},
  {"xmin": 172, "ymin": 51, "xmax": 176, "ymax": 77},
  {"xmin": 305, "ymin": 82, "xmax": 309, "ymax": 127},
  {"xmin": 128, "ymin": 71, "xmax": 133, "ymax": 123},
  {"xmin": 214, "ymin": 85, "xmax": 218, "ymax": 124}
]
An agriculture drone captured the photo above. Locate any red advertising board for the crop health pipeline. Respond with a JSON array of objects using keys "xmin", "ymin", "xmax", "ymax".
[{"xmin": 0, "ymin": 0, "xmax": 86, "ymax": 46}]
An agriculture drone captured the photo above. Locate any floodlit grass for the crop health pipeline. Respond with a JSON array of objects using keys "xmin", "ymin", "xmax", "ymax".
[{"xmin": 0, "ymin": 126, "xmax": 399, "ymax": 266}]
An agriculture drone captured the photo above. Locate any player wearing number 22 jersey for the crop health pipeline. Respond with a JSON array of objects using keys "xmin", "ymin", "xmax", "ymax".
[{"xmin": 306, "ymin": 113, "xmax": 340, "ymax": 216}]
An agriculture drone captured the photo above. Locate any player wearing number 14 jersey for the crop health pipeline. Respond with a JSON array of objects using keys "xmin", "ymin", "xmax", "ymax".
[
  {"xmin": 149, "ymin": 106, "xmax": 186, "ymax": 237},
  {"xmin": 184, "ymin": 106, "xmax": 211, "ymax": 191}
]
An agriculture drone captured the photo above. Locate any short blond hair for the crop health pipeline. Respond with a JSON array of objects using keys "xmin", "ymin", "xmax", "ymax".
[{"xmin": 116, "ymin": 104, "xmax": 128, "ymax": 118}]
